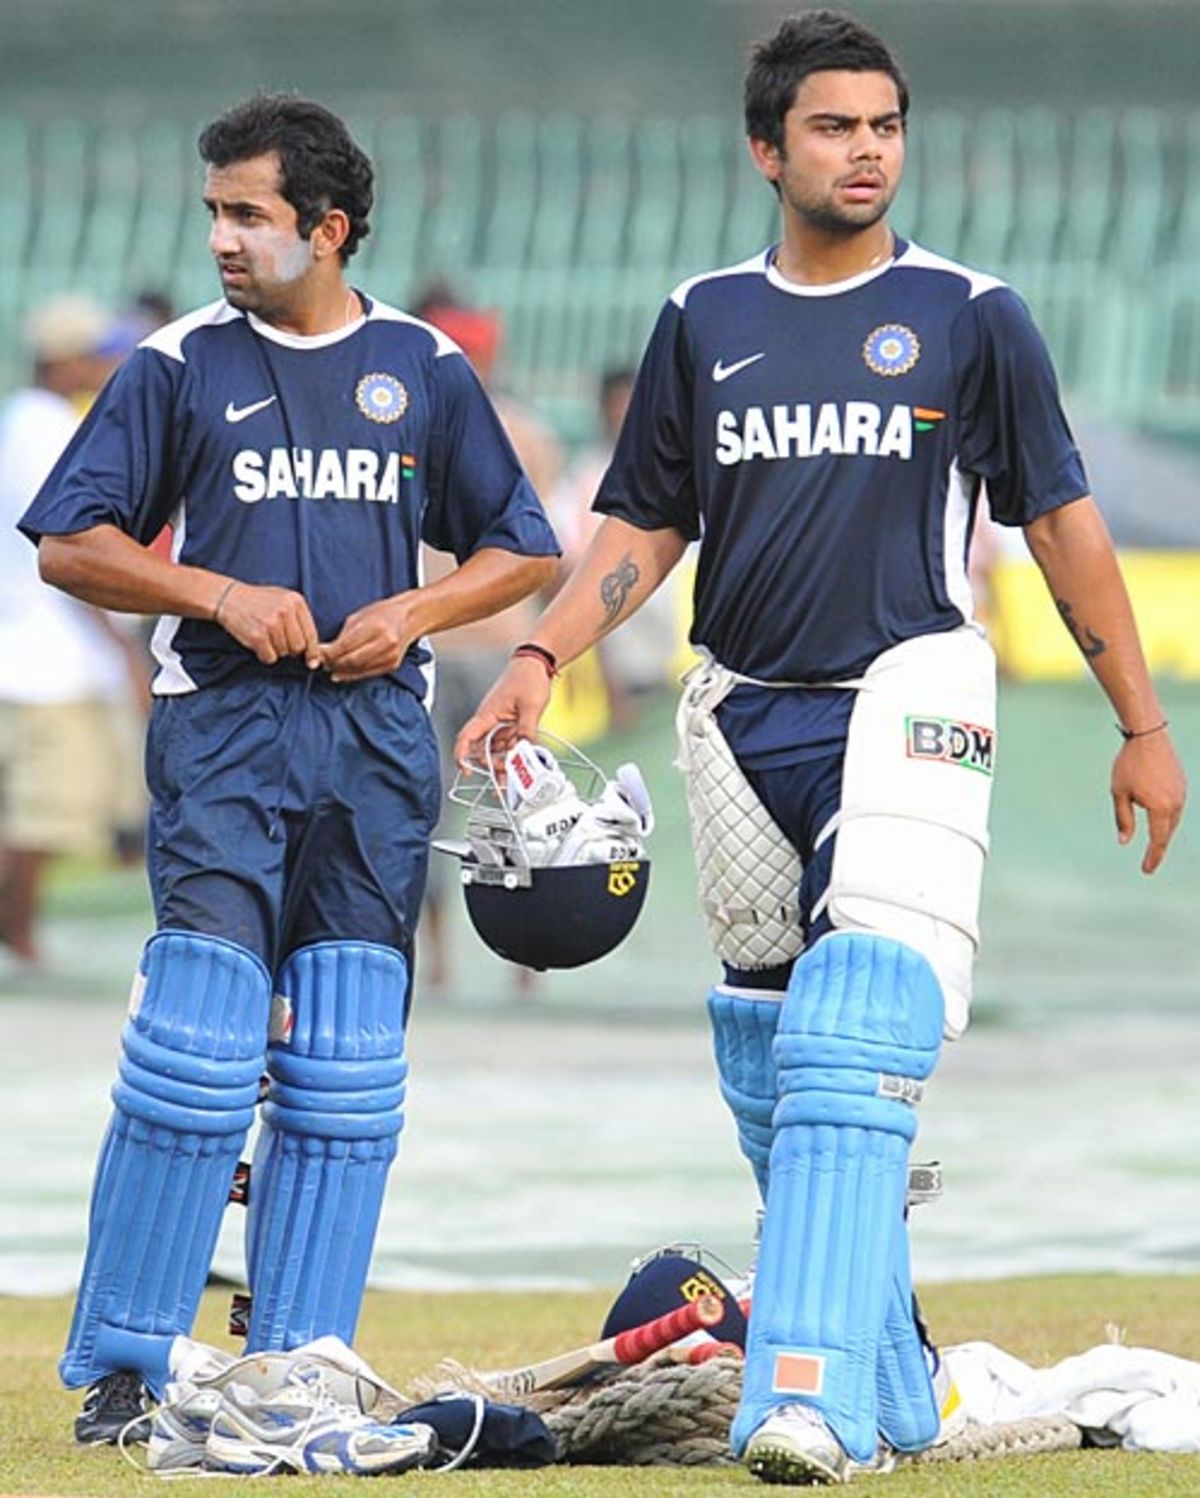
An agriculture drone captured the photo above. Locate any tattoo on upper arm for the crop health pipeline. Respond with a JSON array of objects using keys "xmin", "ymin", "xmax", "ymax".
[
  {"xmin": 1055, "ymin": 597, "xmax": 1107, "ymax": 659},
  {"xmin": 599, "ymin": 553, "xmax": 640, "ymax": 625}
]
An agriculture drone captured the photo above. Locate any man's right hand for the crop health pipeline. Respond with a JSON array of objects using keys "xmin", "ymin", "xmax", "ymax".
[
  {"xmin": 213, "ymin": 581, "xmax": 321, "ymax": 669},
  {"xmin": 454, "ymin": 656, "xmax": 554, "ymax": 771}
]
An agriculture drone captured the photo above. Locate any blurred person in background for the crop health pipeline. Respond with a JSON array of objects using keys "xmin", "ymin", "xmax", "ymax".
[
  {"xmin": 0, "ymin": 295, "xmax": 149, "ymax": 970},
  {"xmin": 551, "ymin": 365, "xmax": 680, "ymax": 728},
  {"xmin": 413, "ymin": 282, "xmax": 563, "ymax": 997},
  {"xmin": 458, "ymin": 9, "xmax": 1186, "ymax": 1484}
]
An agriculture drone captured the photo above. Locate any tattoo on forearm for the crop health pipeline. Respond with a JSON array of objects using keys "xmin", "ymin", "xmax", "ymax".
[
  {"xmin": 1055, "ymin": 597, "xmax": 1107, "ymax": 659},
  {"xmin": 599, "ymin": 553, "xmax": 640, "ymax": 625}
]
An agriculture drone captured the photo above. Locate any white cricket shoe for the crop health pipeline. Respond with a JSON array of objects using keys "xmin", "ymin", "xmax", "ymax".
[
  {"xmin": 745, "ymin": 1403, "xmax": 896, "ymax": 1486},
  {"xmin": 205, "ymin": 1364, "xmax": 437, "ymax": 1476},
  {"xmin": 145, "ymin": 1386, "xmax": 223, "ymax": 1472}
]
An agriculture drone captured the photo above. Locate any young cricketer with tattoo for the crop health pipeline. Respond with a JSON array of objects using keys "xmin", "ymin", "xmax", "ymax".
[{"xmin": 458, "ymin": 9, "xmax": 1186, "ymax": 1485}]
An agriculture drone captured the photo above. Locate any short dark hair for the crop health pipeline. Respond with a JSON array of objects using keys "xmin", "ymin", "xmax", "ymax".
[
  {"xmin": 744, "ymin": 10, "xmax": 910, "ymax": 153},
  {"xmin": 198, "ymin": 94, "xmax": 373, "ymax": 262}
]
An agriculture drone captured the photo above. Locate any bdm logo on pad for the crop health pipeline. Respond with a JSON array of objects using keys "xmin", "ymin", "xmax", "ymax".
[
  {"xmin": 773, "ymin": 1351, "xmax": 826, "ymax": 1397},
  {"xmin": 906, "ymin": 715, "xmax": 995, "ymax": 775},
  {"xmin": 607, "ymin": 861, "xmax": 642, "ymax": 897}
]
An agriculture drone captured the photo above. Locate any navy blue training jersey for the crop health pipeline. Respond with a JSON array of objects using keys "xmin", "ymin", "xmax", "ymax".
[
  {"xmin": 20, "ymin": 296, "xmax": 559, "ymax": 699},
  {"xmin": 596, "ymin": 239, "xmax": 1088, "ymax": 684}
]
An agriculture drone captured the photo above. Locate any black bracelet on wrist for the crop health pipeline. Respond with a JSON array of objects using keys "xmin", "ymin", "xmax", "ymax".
[
  {"xmin": 212, "ymin": 579, "xmax": 238, "ymax": 625},
  {"xmin": 512, "ymin": 641, "xmax": 559, "ymax": 678},
  {"xmin": 1116, "ymin": 719, "xmax": 1168, "ymax": 741}
]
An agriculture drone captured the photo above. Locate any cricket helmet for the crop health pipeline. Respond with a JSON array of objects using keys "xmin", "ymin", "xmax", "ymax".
[{"xmin": 436, "ymin": 732, "xmax": 652, "ymax": 971}]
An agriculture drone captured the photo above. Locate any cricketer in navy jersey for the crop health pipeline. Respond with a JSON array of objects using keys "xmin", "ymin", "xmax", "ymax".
[
  {"xmin": 598, "ymin": 237, "xmax": 1087, "ymax": 689},
  {"xmin": 457, "ymin": 13, "xmax": 1183, "ymax": 1482},
  {"xmin": 22, "ymin": 294, "xmax": 555, "ymax": 702},
  {"xmin": 20, "ymin": 95, "xmax": 559, "ymax": 1437}
]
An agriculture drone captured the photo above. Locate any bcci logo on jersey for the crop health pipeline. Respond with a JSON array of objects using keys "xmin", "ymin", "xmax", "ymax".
[
  {"xmin": 906, "ymin": 715, "xmax": 995, "ymax": 775},
  {"xmin": 355, "ymin": 372, "xmax": 408, "ymax": 424},
  {"xmin": 714, "ymin": 401, "xmax": 942, "ymax": 465},
  {"xmin": 863, "ymin": 324, "xmax": 921, "ymax": 377}
]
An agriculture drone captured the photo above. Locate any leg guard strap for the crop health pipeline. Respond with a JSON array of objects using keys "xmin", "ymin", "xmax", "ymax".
[
  {"xmin": 246, "ymin": 941, "xmax": 407, "ymax": 1352},
  {"xmin": 732, "ymin": 933, "xmax": 943, "ymax": 1464},
  {"xmin": 60, "ymin": 932, "xmax": 270, "ymax": 1396}
]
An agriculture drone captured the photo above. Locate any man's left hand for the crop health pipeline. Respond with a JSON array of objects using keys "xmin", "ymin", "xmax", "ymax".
[
  {"xmin": 320, "ymin": 596, "xmax": 417, "ymax": 683},
  {"xmin": 1112, "ymin": 730, "xmax": 1187, "ymax": 874}
]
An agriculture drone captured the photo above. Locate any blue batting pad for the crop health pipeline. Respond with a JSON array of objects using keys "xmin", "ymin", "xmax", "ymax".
[
  {"xmin": 877, "ymin": 1227, "xmax": 941, "ymax": 1450},
  {"xmin": 732, "ymin": 933, "xmax": 943, "ymax": 1464},
  {"xmin": 707, "ymin": 986, "xmax": 782, "ymax": 1200},
  {"xmin": 246, "ymin": 941, "xmax": 407, "ymax": 1351},
  {"xmin": 60, "ymin": 931, "xmax": 270, "ymax": 1396}
]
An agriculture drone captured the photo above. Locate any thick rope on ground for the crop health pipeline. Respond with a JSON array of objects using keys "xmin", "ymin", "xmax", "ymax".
[
  {"xmin": 907, "ymin": 1414, "xmax": 1083, "ymax": 1464},
  {"xmin": 543, "ymin": 1352, "xmax": 743, "ymax": 1466},
  {"xmin": 424, "ymin": 1352, "xmax": 1084, "ymax": 1468}
]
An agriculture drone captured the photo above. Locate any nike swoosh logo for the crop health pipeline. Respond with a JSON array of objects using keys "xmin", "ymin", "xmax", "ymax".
[
  {"xmin": 224, "ymin": 396, "xmax": 277, "ymax": 424},
  {"xmin": 711, "ymin": 352, "xmax": 765, "ymax": 383}
]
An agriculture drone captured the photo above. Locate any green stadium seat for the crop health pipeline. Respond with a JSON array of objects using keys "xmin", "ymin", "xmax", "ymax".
[
  {"xmin": 961, "ymin": 109, "xmax": 1017, "ymax": 268},
  {"xmin": 910, "ymin": 110, "xmax": 968, "ymax": 257},
  {"xmin": 370, "ymin": 116, "xmax": 425, "ymax": 303},
  {"xmin": 124, "ymin": 120, "xmax": 191, "ymax": 307},
  {"xmin": 0, "ymin": 117, "xmax": 34, "ymax": 391},
  {"xmin": 1112, "ymin": 109, "xmax": 1168, "ymax": 274},
  {"xmin": 675, "ymin": 115, "xmax": 734, "ymax": 274},
  {"xmin": 627, "ymin": 118, "xmax": 682, "ymax": 267},
  {"xmin": 420, "ymin": 115, "xmax": 485, "ymax": 279},
  {"xmin": 1012, "ymin": 107, "xmax": 1067, "ymax": 265},
  {"xmin": 79, "ymin": 125, "xmax": 139, "ymax": 305},
  {"xmin": 25, "ymin": 119, "xmax": 89, "ymax": 304},
  {"xmin": 1060, "ymin": 108, "xmax": 1118, "ymax": 265}
]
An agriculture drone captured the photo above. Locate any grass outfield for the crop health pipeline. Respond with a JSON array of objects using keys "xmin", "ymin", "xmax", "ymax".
[{"xmin": 4, "ymin": 1277, "xmax": 1200, "ymax": 1495}]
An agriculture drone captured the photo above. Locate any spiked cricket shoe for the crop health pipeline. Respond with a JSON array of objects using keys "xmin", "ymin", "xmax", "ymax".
[{"xmin": 745, "ymin": 1403, "xmax": 896, "ymax": 1485}]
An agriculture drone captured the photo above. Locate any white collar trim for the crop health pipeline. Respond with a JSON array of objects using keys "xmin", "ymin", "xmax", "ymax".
[
  {"xmin": 765, "ymin": 250, "xmax": 896, "ymax": 299},
  {"xmin": 246, "ymin": 299, "xmax": 367, "ymax": 349}
]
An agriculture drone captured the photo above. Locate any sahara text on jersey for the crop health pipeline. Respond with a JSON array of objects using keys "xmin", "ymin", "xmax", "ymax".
[
  {"xmin": 231, "ymin": 446, "xmax": 415, "ymax": 504},
  {"xmin": 713, "ymin": 401, "xmax": 944, "ymax": 466}
]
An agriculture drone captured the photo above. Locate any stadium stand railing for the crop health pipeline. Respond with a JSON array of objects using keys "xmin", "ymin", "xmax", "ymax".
[{"xmin": 3, "ymin": 107, "xmax": 1199, "ymax": 440}]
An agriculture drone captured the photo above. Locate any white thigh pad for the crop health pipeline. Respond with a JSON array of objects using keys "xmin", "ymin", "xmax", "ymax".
[
  {"xmin": 827, "ymin": 628, "xmax": 996, "ymax": 1037},
  {"xmin": 675, "ymin": 665, "xmax": 804, "ymax": 970}
]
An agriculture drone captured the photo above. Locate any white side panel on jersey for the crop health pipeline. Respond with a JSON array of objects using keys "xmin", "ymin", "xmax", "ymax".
[
  {"xmin": 675, "ymin": 662, "xmax": 805, "ymax": 970},
  {"xmin": 149, "ymin": 501, "xmax": 198, "ymax": 695},
  {"xmin": 943, "ymin": 460, "xmax": 977, "ymax": 623},
  {"xmin": 824, "ymin": 626, "xmax": 996, "ymax": 1038}
]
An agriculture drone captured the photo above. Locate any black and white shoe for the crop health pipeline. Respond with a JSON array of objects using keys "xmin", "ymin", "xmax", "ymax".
[{"xmin": 74, "ymin": 1370, "xmax": 152, "ymax": 1446}]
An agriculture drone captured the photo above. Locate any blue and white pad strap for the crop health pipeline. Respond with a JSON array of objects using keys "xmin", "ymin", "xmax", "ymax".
[
  {"xmin": 731, "ymin": 933, "xmax": 943, "ymax": 1465},
  {"xmin": 60, "ymin": 931, "xmax": 270, "ymax": 1396},
  {"xmin": 246, "ymin": 941, "xmax": 407, "ymax": 1351}
]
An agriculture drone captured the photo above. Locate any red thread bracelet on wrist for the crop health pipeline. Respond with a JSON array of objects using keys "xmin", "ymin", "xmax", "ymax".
[{"xmin": 512, "ymin": 642, "xmax": 559, "ymax": 678}]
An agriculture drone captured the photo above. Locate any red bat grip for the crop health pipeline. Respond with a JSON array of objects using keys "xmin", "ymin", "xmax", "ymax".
[{"xmin": 611, "ymin": 1294, "xmax": 723, "ymax": 1363}]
